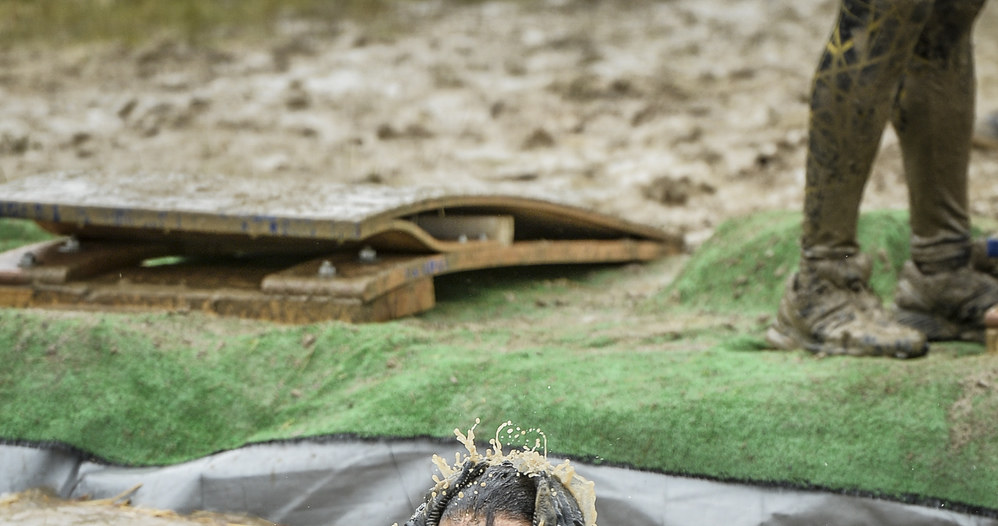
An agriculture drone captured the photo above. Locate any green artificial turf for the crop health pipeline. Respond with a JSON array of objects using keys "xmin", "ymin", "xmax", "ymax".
[
  {"xmin": 0, "ymin": 218, "xmax": 54, "ymax": 252},
  {"xmin": 658, "ymin": 208, "xmax": 912, "ymax": 314},
  {"xmin": 1, "ymin": 214, "xmax": 998, "ymax": 512}
]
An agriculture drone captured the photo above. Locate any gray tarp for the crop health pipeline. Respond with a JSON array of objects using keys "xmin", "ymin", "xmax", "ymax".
[{"xmin": 1, "ymin": 439, "xmax": 994, "ymax": 526}]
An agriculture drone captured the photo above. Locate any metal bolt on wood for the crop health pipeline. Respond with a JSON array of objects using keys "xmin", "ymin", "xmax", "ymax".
[
  {"xmin": 17, "ymin": 252, "xmax": 36, "ymax": 268},
  {"xmin": 58, "ymin": 236, "xmax": 81, "ymax": 253},
  {"xmin": 358, "ymin": 246, "xmax": 377, "ymax": 263},
  {"xmin": 318, "ymin": 260, "xmax": 337, "ymax": 278}
]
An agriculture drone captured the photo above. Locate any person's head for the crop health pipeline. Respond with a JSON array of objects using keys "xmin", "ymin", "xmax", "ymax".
[
  {"xmin": 437, "ymin": 462, "xmax": 536, "ymax": 526},
  {"xmin": 405, "ymin": 460, "xmax": 588, "ymax": 526},
  {"xmin": 399, "ymin": 422, "xmax": 596, "ymax": 526}
]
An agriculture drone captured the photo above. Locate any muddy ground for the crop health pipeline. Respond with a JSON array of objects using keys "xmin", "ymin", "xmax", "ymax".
[
  {"xmin": 1, "ymin": 0, "xmax": 996, "ymax": 249},
  {"xmin": 2, "ymin": 0, "xmax": 998, "ymax": 524},
  {"xmin": 0, "ymin": 487, "xmax": 278, "ymax": 526}
]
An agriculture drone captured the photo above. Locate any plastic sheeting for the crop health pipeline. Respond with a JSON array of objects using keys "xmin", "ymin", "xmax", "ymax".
[{"xmin": 1, "ymin": 439, "xmax": 995, "ymax": 526}]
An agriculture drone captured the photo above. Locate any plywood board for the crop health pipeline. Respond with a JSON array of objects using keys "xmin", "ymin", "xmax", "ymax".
[
  {"xmin": 0, "ymin": 171, "xmax": 683, "ymax": 322},
  {"xmin": 0, "ymin": 171, "xmax": 676, "ymax": 251}
]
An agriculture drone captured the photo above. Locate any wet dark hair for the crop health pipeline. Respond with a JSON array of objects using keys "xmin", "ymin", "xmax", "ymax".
[
  {"xmin": 403, "ymin": 460, "xmax": 586, "ymax": 526},
  {"xmin": 439, "ymin": 462, "xmax": 535, "ymax": 526}
]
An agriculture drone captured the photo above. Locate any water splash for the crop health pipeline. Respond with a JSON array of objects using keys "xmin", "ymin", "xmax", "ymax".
[{"xmin": 427, "ymin": 419, "xmax": 597, "ymax": 526}]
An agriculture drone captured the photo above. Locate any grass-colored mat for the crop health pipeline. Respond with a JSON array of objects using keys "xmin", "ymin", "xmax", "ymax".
[
  {"xmin": 1, "ymin": 213, "xmax": 997, "ymax": 514},
  {"xmin": 661, "ymin": 209, "xmax": 912, "ymax": 312},
  {"xmin": 0, "ymin": 219, "xmax": 54, "ymax": 252}
]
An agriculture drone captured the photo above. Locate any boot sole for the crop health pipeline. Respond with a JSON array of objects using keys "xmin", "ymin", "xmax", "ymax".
[
  {"xmin": 766, "ymin": 321, "xmax": 928, "ymax": 359},
  {"xmin": 894, "ymin": 308, "xmax": 984, "ymax": 343},
  {"xmin": 766, "ymin": 323, "xmax": 863, "ymax": 356}
]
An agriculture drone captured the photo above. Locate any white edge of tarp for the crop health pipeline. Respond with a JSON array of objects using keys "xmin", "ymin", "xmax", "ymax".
[{"xmin": 0, "ymin": 438, "xmax": 995, "ymax": 526}]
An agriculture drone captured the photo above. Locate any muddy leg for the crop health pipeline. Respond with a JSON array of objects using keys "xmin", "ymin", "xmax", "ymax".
[
  {"xmin": 891, "ymin": 1, "xmax": 998, "ymax": 342},
  {"xmin": 769, "ymin": 0, "xmax": 933, "ymax": 357},
  {"xmin": 892, "ymin": 0, "xmax": 986, "ymax": 270},
  {"xmin": 802, "ymin": 0, "xmax": 932, "ymax": 258}
]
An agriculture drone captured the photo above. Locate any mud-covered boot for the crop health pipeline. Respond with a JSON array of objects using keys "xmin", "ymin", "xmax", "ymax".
[
  {"xmin": 894, "ymin": 257, "xmax": 998, "ymax": 342},
  {"xmin": 767, "ymin": 253, "xmax": 928, "ymax": 358}
]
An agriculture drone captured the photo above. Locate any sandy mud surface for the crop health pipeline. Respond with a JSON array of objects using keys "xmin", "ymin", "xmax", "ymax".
[
  {"xmin": 1, "ymin": 0, "xmax": 996, "ymax": 249},
  {"xmin": 0, "ymin": 488, "xmax": 276, "ymax": 526}
]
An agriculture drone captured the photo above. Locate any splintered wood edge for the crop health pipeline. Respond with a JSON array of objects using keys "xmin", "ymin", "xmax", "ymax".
[
  {"xmin": 0, "ymin": 238, "xmax": 669, "ymax": 323},
  {"xmin": 411, "ymin": 215, "xmax": 514, "ymax": 245},
  {"xmin": 0, "ymin": 238, "xmax": 175, "ymax": 285},
  {"xmin": 0, "ymin": 277, "xmax": 436, "ymax": 323},
  {"xmin": 262, "ymin": 239, "xmax": 670, "ymax": 301}
]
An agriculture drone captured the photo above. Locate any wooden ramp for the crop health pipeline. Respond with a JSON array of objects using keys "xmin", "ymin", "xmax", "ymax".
[{"xmin": 0, "ymin": 171, "xmax": 683, "ymax": 322}]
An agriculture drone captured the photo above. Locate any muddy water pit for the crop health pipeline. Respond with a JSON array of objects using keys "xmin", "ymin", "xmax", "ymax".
[{"xmin": 0, "ymin": 488, "xmax": 277, "ymax": 526}]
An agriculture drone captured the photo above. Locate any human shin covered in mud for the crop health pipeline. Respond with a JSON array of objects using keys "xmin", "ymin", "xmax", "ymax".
[
  {"xmin": 768, "ymin": 0, "xmax": 998, "ymax": 358},
  {"xmin": 398, "ymin": 422, "xmax": 595, "ymax": 526}
]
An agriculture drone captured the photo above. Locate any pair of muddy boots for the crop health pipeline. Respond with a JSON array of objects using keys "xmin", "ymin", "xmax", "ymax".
[{"xmin": 768, "ymin": 244, "xmax": 998, "ymax": 358}]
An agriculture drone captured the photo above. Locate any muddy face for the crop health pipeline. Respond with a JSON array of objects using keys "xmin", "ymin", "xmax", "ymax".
[{"xmin": 440, "ymin": 514, "xmax": 530, "ymax": 526}]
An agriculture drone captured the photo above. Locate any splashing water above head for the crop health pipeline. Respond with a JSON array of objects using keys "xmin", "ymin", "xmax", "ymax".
[
  {"xmin": 409, "ymin": 419, "xmax": 597, "ymax": 526},
  {"xmin": 493, "ymin": 420, "xmax": 548, "ymax": 459}
]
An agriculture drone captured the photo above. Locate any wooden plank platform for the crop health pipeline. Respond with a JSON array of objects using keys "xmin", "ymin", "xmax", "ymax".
[{"xmin": 0, "ymin": 171, "xmax": 683, "ymax": 322}]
